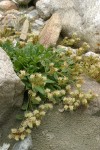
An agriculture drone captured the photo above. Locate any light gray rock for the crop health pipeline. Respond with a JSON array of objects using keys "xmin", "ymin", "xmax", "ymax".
[
  {"xmin": 31, "ymin": 22, "xmax": 41, "ymax": 30},
  {"xmin": 31, "ymin": 18, "xmax": 44, "ymax": 30},
  {"xmin": 25, "ymin": 9, "xmax": 39, "ymax": 21},
  {"xmin": 12, "ymin": 136, "xmax": 32, "ymax": 150},
  {"xmin": 0, "ymin": 143, "xmax": 10, "ymax": 150},
  {"xmin": 57, "ymin": 45, "xmax": 77, "ymax": 54},
  {"xmin": 36, "ymin": 0, "xmax": 100, "ymax": 52},
  {"xmin": 36, "ymin": 0, "xmax": 53, "ymax": 19},
  {"xmin": 85, "ymin": 51, "xmax": 100, "ymax": 58},
  {"xmin": 1, "ymin": 14, "xmax": 19, "ymax": 29},
  {"xmin": 31, "ymin": 18, "xmax": 44, "ymax": 35},
  {"xmin": 1, "ymin": 12, "xmax": 26, "ymax": 30},
  {"xmin": 35, "ymin": 18, "xmax": 44, "ymax": 26},
  {"xmin": 36, "ymin": 0, "xmax": 74, "ymax": 19},
  {"xmin": 0, "ymin": 47, "xmax": 24, "ymax": 122}
]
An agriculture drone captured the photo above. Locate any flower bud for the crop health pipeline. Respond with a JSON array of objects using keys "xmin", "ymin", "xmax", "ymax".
[
  {"xmin": 40, "ymin": 111, "xmax": 46, "ymax": 116},
  {"xmin": 33, "ymin": 110, "xmax": 39, "ymax": 115},
  {"xmin": 64, "ymin": 105, "xmax": 68, "ymax": 110},
  {"xmin": 69, "ymin": 105, "xmax": 74, "ymax": 111},
  {"xmin": 82, "ymin": 99, "xmax": 87, "ymax": 105},
  {"xmin": 45, "ymin": 88, "xmax": 51, "ymax": 93},
  {"xmin": 35, "ymin": 120, "xmax": 41, "ymax": 126}
]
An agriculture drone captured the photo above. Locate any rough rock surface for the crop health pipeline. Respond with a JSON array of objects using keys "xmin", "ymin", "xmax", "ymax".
[
  {"xmin": 1, "ymin": 11, "xmax": 26, "ymax": 30},
  {"xmin": 1, "ymin": 13, "xmax": 19, "ymax": 28},
  {"xmin": 0, "ymin": 47, "xmax": 24, "ymax": 123},
  {"xmin": 0, "ymin": 0, "xmax": 17, "ymax": 11},
  {"xmin": 0, "ymin": 2, "xmax": 100, "ymax": 149},
  {"xmin": 36, "ymin": 0, "xmax": 53, "ymax": 19},
  {"xmin": 36, "ymin": 0, "xmax": 100, "ymax": 52},
  {"xmin": 81, "ymin": 76, "xmax": 100, "ymax": 115},
  {"xmin": 31, "ymin": 18, "xmax": 44, "ymax": 35},
  {"xmin": 0, "ymin": 76, "xmax": 100, "ymax": 150},
  {"xmin": 25, "ymin": 9, "xmax": 39, "ymax": 21},
  {"xmin": 12, "ymin": 136, "xmax": 32, "ymax": 150},
  {"xmin": 39, "ymin": 13, "xmax": 62, "ymax": 47},
  {"xmin": 20, "ymin": 19, "xmax": 29, "ymax": 41}
]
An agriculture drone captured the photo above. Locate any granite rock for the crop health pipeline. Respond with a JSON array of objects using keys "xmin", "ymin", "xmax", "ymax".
[{"xmin": 0, "ymin": 47, "xmax": 24, "ymax": 123}]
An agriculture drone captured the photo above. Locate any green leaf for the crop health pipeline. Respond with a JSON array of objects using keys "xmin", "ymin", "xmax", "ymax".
[
  {"xmin": 54, "ymin": 73, "xmax": 58, "ymax": 80},
  {"xmin": 21, "ymin": 102, "xmax": 28, "ymax": 110},
  {"xmin": 54, "ymin": 84, "xmax": 61, "ymax": 90},
  {"xmin": 67, "ymin": 59, "xmax": 74, "ymax": 65},
  {"xmin": 16, "ymin": 114, "xmax": 24, "ymax": 120},
  {"xmin": 35, "ymin": 86, "xmax": 45, "ymax": 95},
  {"xmin": 62, "ymin": 69, "xmax": 68, "ymax": 73},
  {"xmin": 32, "ymin": 99, "xmax": 40, "ymax": 105},
  {"xmin": 24, "ymin": 82, "xmax": 32, "ymax": 90},
  {"xmin": 46, "ymin": 79, "xmax": 55, "ymax": 83}
]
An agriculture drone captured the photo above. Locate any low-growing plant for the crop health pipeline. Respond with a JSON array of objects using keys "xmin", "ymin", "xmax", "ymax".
[
  {"xmin": 63, "ymin": 86, "xmax": 97, "ymax": 111},
  {"xmin": 60, "ymin": 34, "xmax": 100, "ymax": 83},
  {"xmin": 83, "ymin": 55, "xmax": 100, "ymax": 82},
  {"xmin": 60, "ymin": 33, "xmax": 81, "ymax": 46},
  {"xmin": 9, "ymin": 103, "xmax": 53, "ymax": 140},
  {"xmin": 0, "ymin": 32, "xmax": 99, "ymax": 141},
  {"xmin": 0, "ymin": 40, "xmax": 85, "ymax": 110},
  {"xmin": 0, "ymin": 26, "xmax": 15, "ymax": 38}
]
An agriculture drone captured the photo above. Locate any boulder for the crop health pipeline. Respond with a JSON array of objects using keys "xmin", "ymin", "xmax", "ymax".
[
  {"xmin": 1, "ymin": 14, "xmax": 18, "ymax": 28},
  {"xmin": 1, "ymin": 12, "xmax": 26, "ymax": 30},
  {"xmin": 0, "ymin": 47, "xmax": 24, "ymax": 123},
  {"xmin": 39, "ymin": 13, "xmax": 62, "ymax": 47},
  {"xmin": 36, "ymin": 0, "xmax": 100, "ymax": 52},
  {"xmin": 36, "ymin": 0, "xmax": 53, "ymax": 19},
  {"xmin": 0, "ymin": 0, "xmax": 17, "ymax": 11}
]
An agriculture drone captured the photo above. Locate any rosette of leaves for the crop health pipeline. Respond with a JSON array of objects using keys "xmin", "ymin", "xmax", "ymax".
[
  {"xmin": 0, "ymin": 35, "xmax": 98, "ymax": 141},
  {"xmin": 0, "ymin": 40, "xmax": 83, "ymax": 110}
]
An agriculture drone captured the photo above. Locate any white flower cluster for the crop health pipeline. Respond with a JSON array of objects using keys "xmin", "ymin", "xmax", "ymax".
[
  {"xmin": 30, "ymin": 73, "xmax": 47, "ymax": 87},
  {"xmin": 63, "ymin": 87, "xmax": 98, "ymax": 111},
  {"xmin": 9, "ymin": 103, "xmax": 53, "ymax": 141}
]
